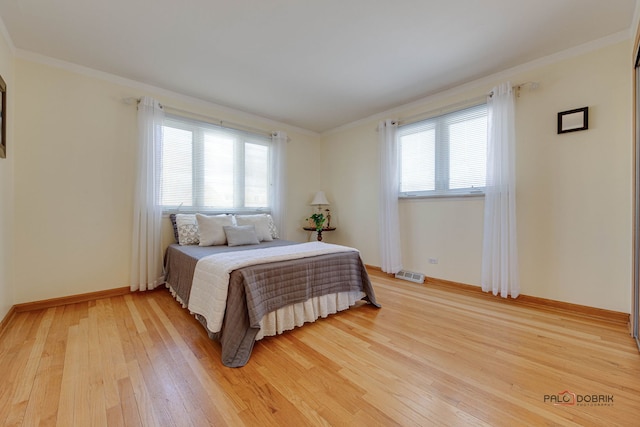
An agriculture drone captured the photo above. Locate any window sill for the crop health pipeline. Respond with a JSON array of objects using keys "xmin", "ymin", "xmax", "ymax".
[
  {"xmin": 162, "ymin": 208, "xmax": 271, "ymax": 216},
  {"xmin": 399, "ymin": 192, "xmax": 484, "ymax": 200}
]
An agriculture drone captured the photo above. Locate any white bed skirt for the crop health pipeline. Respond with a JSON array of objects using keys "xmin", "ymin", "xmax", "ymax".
[
  {"xmin": 166, "ymin": 282, "xmax": 364, "ymax": 341},
  {"xmin": 256, "ymin": 291, "xmax": 366, "ymax": 340}
]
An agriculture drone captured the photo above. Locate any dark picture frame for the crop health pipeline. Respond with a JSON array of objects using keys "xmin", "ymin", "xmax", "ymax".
[
  {"xmin": 558, "ymin": 107, "xmax": 588, "ymax": 134},
  {"xmin": 0, "ymin": 74, "xmax": 5, "ymax": 158}
]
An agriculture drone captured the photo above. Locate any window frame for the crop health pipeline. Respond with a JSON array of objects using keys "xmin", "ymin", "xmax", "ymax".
[
  {"xmin": 398, "ymin": 103, "xmax": 487, "ymax": 199},
  {"xmin": 160, "ymin": 114, "xmax": 273, "ymax": 214}
]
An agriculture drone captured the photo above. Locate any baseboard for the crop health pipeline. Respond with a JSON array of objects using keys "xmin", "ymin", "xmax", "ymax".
[
  {"xmin": 514, "ymin": 293, "xmax": 630, "ymax": 325},
  {"xmin": 0, "ymin": 306, "xmax": 16, "ymax": 339},
  {"xmin": 7, "ymin": 268, "xmax": 630, "ymax": 326},
  {"xmin": 13, "ymin": 286, "xmax": 132, "ymax": 313},
  {"xmin": 365, "ymin": 264, "xmax": 395, "ymax": 277},
  {"xmin": 426, "ymin": 276, "xmax": 629, "ymax": 325},
  {"xmin": 367, "ymin": 266, "xmax": 629, "ymax": 326}
]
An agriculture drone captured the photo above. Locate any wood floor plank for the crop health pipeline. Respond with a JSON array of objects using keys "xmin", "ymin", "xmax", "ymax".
[
  {"xmin": 0, "ymin": 271, "xmax": 638, "ymax": 426},
  {"xmin": 21, "ymin": 306, "xmax": 67, "ymax": 427},
  {"xmin": 56, "ymin": 321, "xmax": 79, "ymax": 427},
  {"xmin": 88, "ymin": 302, "xmax": 109, "ymax": 427},
  {"xmin": 116, "ymin": 377, "xmax": 143, "ymax": 427},
  {"xmin": 74, "ymin": 317, "xmax": 93, "ymax": 427}
]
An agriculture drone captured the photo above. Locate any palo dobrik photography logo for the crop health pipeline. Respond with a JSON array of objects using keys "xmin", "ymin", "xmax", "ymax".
[{"xmin": 544, "ymin": 390, "xmax": 614, "ymax": 407}]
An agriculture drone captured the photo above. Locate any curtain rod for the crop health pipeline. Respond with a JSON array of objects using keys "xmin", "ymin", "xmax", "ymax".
[
  {"xmin": 123, "ymin": 97, "xmax": 275, "ymax": 138},
  {"xmin": 396, "ymin": 81, "xmax": 539, "ymax": 126},
  {"xmin": 397, "ymin": 95, "xmax": 486, "ymax": 126},
  {"xmin": 489, "ymin": 81, "xmax": 540, "ymax": 98}
]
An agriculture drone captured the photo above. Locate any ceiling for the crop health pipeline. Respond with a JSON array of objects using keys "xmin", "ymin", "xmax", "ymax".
[{"xmin": 0, "ymin": 0, "xmax": 636, "ymax": 133}]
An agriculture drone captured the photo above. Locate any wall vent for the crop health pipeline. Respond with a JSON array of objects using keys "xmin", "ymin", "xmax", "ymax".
[{"xmin": 395, "ymin": 270, "xmax": 425, "ymax": 284}]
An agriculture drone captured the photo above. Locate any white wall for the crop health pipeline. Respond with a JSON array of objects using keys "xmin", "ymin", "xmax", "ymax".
[
  {"xmin": 4, "ymin": 30, "xmax": 635, "ymax": 315},
  {"xmin": 12, "ymin": 57, "xmax": 321, "ymax": 304},
  {"xmin": 322, "ymin": 39, "xmax": 633, "ymax": 313},
  {"xmin": 0, "ymin": 27, "xmax": 13, "ymax": 320}
]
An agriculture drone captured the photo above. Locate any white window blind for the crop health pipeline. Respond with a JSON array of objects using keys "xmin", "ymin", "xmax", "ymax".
[
  {"xmin": 398, "ymin": 103, "xmax": 487, "ymax": 197},
  {"xmin": 161, "ymin": 115, "xmax": 272, "ymax": 212}
]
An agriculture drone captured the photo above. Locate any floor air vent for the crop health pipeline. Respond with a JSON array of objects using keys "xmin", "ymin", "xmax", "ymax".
[{"xmin": 395, "ymin": 270, "xmax": 425, "ymax": 284}]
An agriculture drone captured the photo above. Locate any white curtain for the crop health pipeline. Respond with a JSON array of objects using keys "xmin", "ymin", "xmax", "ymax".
[
  {"xmin": 271, "ymin": 131, "xmax": 288, "ymax": 239},
  {"xmin": 131, "ymin": 97, "xmax": 165, "ymax": 291},
  {"xmin": 378, "ymin": 119, "xmax": 403, "ymax": 274},
  {"xmin": 481, "ymin": 82, "xmax": 519, "ymax": 298}
]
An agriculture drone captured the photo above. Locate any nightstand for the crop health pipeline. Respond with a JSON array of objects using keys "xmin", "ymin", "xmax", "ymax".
[{"xmin": 303, "ymin": 227, "xmax": 336, "ymax": 241}]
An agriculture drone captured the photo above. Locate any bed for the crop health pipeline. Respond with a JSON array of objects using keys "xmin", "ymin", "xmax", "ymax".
[{"xmin": 163, "ymin": 232, "xmax": 379, "ymax": 367}]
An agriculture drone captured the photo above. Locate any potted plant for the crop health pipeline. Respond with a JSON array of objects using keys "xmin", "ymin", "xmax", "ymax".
[{"xmin": 307, "ymin": 213, "xmax": 326, "ymax": 232}]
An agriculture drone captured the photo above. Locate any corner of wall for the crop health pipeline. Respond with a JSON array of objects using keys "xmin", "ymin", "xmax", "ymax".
[{"xmin": 0, "ymin": 18, "xmax": 14, "ymax": 321}]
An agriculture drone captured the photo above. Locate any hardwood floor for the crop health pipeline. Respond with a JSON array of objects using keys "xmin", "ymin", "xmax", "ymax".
[{"xmin": 0, "ymin": 271, "xmax": 638, "ymax": 426}]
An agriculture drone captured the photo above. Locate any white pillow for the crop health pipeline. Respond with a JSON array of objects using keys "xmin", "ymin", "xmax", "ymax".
[
  {"xmin": 196, "ymin": 214, "xmax": 235, "ymax": 246},
  {"xmin": 176, "ymin": 214, "xmax": 199, "ymax": 245},
  {"xmin": 224, "ymin": 225, "xmax": 260, "ymax": 247},
  {"xmin": 235, "ymin": 214, "xmax": 273, "ymax": 242}
]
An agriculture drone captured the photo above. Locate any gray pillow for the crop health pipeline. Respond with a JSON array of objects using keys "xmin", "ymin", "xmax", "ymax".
[{"xmin": 223, "ymin": 225, "xmax": 260, "ymax": 247}]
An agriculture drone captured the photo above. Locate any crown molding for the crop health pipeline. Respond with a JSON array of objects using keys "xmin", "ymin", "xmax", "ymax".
[
  {"xmin": 10, "ymin": 26, "xmax": 631, "ymax": 140},
  {"xmin": 0, "ymin": 14, "xmax": 15, "ymax": 55},
  {"xmin": 322, "ymin": 30, "xmax": 632, "ymax": 136},
  {"xmin": 633, "ymin": 0, "xmax": 640, "ymax": 42},
  {"xmin": 15, "ymin": 49, "xmax": 320, "ymax": 138}
]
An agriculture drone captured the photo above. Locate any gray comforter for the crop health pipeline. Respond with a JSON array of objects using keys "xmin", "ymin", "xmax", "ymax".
[{"xmin": 164, "ymin": 242, "xmax": 379, "ymax": 367}]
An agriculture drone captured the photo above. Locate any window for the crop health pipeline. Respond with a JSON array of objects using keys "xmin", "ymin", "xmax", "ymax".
[
  {"xmin": 161, "ymin": 115, "xmax": 272, "ymax": 212},
  {"xmin": 398, "ymin": 103, "xmax": 487, "ymax": 197}
]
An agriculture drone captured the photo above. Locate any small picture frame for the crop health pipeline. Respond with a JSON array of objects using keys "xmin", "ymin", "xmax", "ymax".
[{"xmin": 558, "ymin": 107, "xmax": 588, "ymax": 134}]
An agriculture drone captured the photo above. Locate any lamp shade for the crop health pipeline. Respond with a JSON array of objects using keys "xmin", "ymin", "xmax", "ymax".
[{"xmin": 310, "ymin": 191, "xmax": 330, "ymax": 206}]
